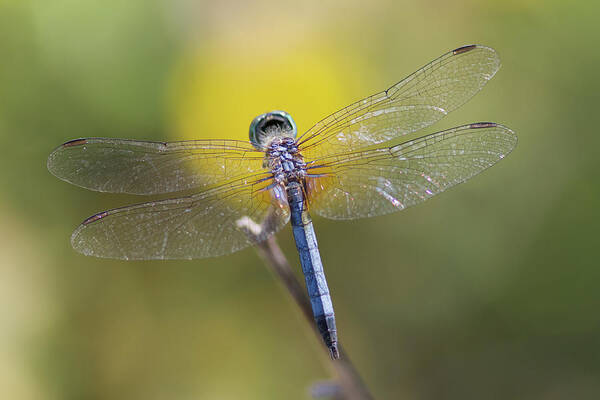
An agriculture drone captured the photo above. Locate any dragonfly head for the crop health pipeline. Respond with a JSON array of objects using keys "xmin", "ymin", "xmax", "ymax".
[{"xmin": 249, "ymin": 111, "xmax": 297, "ymax": 150}]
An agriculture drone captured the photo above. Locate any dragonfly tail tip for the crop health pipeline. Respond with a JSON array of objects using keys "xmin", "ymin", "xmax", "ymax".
[{"xmin": 329, "ymin": 344, "xmax": 340, "ymax": 360}]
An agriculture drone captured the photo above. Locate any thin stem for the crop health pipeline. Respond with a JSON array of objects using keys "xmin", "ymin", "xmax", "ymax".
[{"xmin": 250, "ymin": 231, "xmax": 373, "ymax": 400}]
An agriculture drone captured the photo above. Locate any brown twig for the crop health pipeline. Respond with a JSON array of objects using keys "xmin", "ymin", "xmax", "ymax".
[{"xmin": 237, "ymin": 213, "xmax": 372, "ymax": 400}]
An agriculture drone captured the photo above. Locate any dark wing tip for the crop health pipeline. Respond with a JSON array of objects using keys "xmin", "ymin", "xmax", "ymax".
[
  {"xmin": 82, "ymin": 211, "xmax": 109, "ymax": 225},
  {"xmin": 452, "ymin": 44, "xmax": 478, "ymax": 55},
  {"xmin": 468, "ymin": 122, "xmax": 518, "ymax": 155},
  {"xmin": 62, "ymin": 138, "xmax": 88, "ymax": 148},
  {"xmin": 47, "ymin": 139, "xmax": 88, "ymax": 176},
  {"xmin": 469, "ymin": 122, "xmax": 497, "ymax": 129}
]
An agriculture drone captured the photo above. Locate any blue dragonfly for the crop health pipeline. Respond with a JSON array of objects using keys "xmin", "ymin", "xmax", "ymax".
[{"xmin": 47, "ymin": 44, "xmax": 516, "ymax": 359}]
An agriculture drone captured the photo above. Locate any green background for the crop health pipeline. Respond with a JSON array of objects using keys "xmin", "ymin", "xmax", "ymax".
[{"xmin": 1, "ymin": 0, "xmax": 599, "ymax": 399}]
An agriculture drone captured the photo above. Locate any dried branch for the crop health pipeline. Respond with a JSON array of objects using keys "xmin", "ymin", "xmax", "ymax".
[{"xmin": 238, "ymin": 216, "xmax": 373, "ymax": 400}]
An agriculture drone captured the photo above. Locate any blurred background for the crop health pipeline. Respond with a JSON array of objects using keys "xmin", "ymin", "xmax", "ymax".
[{"xmin": 1, "ymin": 0, "xmax": 599, "ymax": 399}]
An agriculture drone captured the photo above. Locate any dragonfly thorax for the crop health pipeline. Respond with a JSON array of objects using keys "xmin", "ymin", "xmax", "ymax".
[{"xmin": 265, "ymin": 136, "xmax": 307, "ymax": 185}]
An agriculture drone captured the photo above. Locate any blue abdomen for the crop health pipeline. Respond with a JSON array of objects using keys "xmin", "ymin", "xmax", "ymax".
[{"xmin": 286, "ymin": 181, "xmax": 339, "ymax": 359}]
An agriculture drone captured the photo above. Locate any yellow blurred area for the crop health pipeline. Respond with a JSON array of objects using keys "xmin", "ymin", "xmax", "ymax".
[
  {"xmin": 169, "ymin": 40, "xmax": 363, "ymax": 142},
  {"xmin": 0, "ymin": 211, "xmax": 54, "ymax": 400}
]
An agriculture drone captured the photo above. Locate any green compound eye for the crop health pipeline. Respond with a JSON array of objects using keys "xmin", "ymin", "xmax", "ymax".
[{"xmin": 249, "ymin": 110, "xmax": 297, "ymax": 150}]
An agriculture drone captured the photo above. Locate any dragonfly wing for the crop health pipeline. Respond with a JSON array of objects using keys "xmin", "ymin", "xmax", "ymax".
[
  {"xmin": 306, "ymin": 123, "xmax": 516, "ymax": 220},
  {"xmin": 47, "ymin": 138, "xmax": 264, "ymax": 194},
  {"xmin": 71, "ymin": 173, "xmax": 290, "ymax": 259},
  {"xmin": 299, "ymin": 45, "xmax": 500, "ymax": 159}
]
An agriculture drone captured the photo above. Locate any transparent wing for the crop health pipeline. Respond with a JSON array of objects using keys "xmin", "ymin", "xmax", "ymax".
[
  {"xmin": 298, "ymin": 45, "xmax": 500, "ymax": 159},
  {"xmin": 305, "ymin": 123, "xmax": 516, "ymax": 220},
  {"xmin": 47, "ymin": 138, "xmax": 264, "ymax": 195},
  {"xmin": 70, "ymin": 172, "xmax": 290, "ymax": 259}
]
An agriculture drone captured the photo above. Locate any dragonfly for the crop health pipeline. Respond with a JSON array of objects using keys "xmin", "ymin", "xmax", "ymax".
[{"xmin": 47, "ymin": 44, "xmax": 516, "ymax": 360}]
